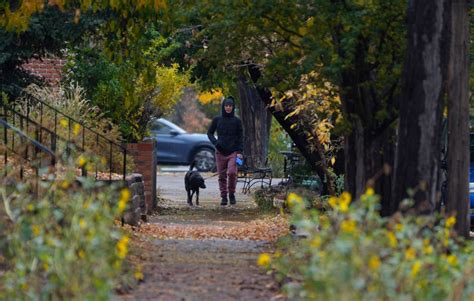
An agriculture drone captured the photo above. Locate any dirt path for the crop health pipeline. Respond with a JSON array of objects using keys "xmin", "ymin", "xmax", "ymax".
[{"xmin": 113, "ymin": 172, "xmax": 287, "ymax": 301}]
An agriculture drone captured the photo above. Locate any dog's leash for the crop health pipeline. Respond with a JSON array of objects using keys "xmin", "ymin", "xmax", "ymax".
[{"xmin": 203, "ymin": 167, "xmax": 227, "ymax": 180}]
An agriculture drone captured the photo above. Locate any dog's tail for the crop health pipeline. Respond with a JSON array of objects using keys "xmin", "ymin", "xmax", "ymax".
[{"xmin": 189, "ymin": 160, "xmax": 196, "ymax": 171}]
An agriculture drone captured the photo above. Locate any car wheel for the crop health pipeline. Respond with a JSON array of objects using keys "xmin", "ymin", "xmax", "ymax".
[{"xmin": 193, "ymin": 148, "xmax": 215, "ymax": 172}]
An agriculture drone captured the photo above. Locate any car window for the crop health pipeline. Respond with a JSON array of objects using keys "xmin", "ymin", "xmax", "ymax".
[{"xmin": 151, "ymin": 121, "xmax": 173, "ymax": 134}]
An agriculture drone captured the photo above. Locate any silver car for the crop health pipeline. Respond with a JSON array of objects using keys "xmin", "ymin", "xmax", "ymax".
[{"xmin": 149, "ymin": 118, "xmax": 216, "ymax": 172}]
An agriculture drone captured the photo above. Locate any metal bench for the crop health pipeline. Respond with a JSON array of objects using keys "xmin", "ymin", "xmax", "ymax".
[{"xmin": 237, "ymin": 155, "xmax": 272, "ymax": 193}]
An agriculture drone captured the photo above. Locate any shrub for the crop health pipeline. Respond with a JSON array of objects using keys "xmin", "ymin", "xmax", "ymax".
[
  {"xmin": 0, "ymin": 154, "xmax": 131, "ymax": 300},
  {"xmin": 264, "ymin": 190, "xmax": 474, "ymax": 301},
  {"xmin": 254, "ymin": 188, "xmax": 276, "ymax": 212}
]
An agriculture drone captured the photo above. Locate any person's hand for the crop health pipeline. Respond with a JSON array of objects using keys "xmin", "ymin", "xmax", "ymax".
[
  {"xmin": 215, "ymin": 142, "xmax": 224, "ymax": 152},
  {"xmin": 237, "ymin": 153, "xmax": 243, "ymax": 159}
]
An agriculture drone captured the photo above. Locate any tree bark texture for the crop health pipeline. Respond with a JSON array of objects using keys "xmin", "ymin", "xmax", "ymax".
[
  {"xmin": 446, "ymin": 0, "xmax": 470, "ymax": 237},
  {"xmin": 237, "ymin": 74, "xmax": 272, "ymax": 167},
  {"xmin": 339, "ymin": 37, "xmax": 398, "ymax": 203},
  {"xmin": 391, "ymin": 0, "xmax": 448, "ymax": 214},
  {"xmin": 342, "ymin": 102, "xmax": 396, "ymax": 207}
]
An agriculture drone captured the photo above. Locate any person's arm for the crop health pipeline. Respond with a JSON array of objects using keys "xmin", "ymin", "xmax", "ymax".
[
  {"xmin": 207, "ymin": 117, "xmax": 218, "ymax": 145},
  {"xmin": 236, "ymin": 119, "xmax": 243, "ymax": 157}
]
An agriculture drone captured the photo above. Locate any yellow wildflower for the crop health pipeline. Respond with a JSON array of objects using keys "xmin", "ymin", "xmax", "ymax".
[
  {"xmin": 257, "ymin": 253, "xmax": 271, "ymax": 267},
  {"xmin": 395, "ymin": 223, "xmax": 404, "ymax": 233},
  {"xmin": 339, "ymin": 201, "xmax": 349, "ymax": 212},
  {"xmin": 411, "ymin": 261, "xmax": 422, "ymax": 277},
  {"xmin": 386, "ymin": 231, "xmax": 397, "ymax": 248},
  {"xmin": 78, "ymin": 250, "xmax": 85, "ymax": 259},
  {"xmin": 366, "ymin": 187, "xmax": 375, "ymax": 196},
  {"xmin": 310, "ymin": 236, "xmax": 322, "ymax": 248},
  {"xmin": 27, "ymin": 204, "xmax": 34, "ymax": 211},
  {"xmin": 340, "ymin": 219, "xmax": 357, "ymax": 234},
  {"xmin": 32, "ymin": 224, "xmax": 41, "ymax": 236},
  {"xmin": 339, "ymin": 192, "xmax": 351, "ymax": 213},
  {"xmin": 287, "ymin": 192, "xmax": 303, "ymax": 207},
  {"xmin": 120, "ymin": 188, "xmax": 131, "ymax": 203},
  {"xmin": 116, "ymin": 236, "xmax": 129, "ymax": 259},
  {"xmin": 118, "ymin": 200, "xmax": 127, "ymax": 213},
  {"xmin": 77, "ymin": 155, "xmax": 87, "ymax": 167},
  {"xmin": 61, "ymin": 180, "xmax": 70, "ymax": 189},
  {"xmin": 443, "ymin": 229, "xmax": 450, "ymax": 247},
  {"xmin": 340, "ymin": 192, "xmax": 351, "ymax": 204},
  {"xmin": 405, "ymin": 247, "xmax": 416, "ymax": 260},
  {"xmin": 446, "ymin": 254, "xmax": 458, "ymax": 266},
  {"xmin": 368, "ymin": 255, "xmax": 381, "ymax": 271},
  {"xmin": 423, "ymin": 245, "xmax": 433, "ymax": 255},
  {"xmin": 328, "ymin": 196, "xmax": 338, "ymax": 209},
  {"xmin": 118, "ymin": 188, "xmax": 131, "ymax": 213},
  {"xmin": 134, "ymin": 270, "xmax": 144, "ymax": 281},
  {"xmin": 43, "ymin": 262, "xmax": 49, "ymax": 271},
  {"xmin": 79, "ymin": 218, "xmax": 87, "ymax": 229},
  {"xmin": 72, "ymin": 123, "xmax": 81, "ymax": 136},
  {"xmin": 445, "ymin": 216, "xmax": 456, "ymax": 228},
  {"xmin": 59, "ymin": 118, "xmax": 68, "ymax": 128},
  {"xmin": 423, "ymin": 239, "xmax": 433, "ymax": 255}
]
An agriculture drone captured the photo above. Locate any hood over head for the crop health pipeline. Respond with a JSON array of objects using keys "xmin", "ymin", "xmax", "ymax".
[{"xmin": 221, "ymin": 96, "xmax": 235, "ymax": 117}]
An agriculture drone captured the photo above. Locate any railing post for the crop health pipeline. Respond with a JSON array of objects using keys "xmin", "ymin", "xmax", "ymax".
[{"xmin": 51, "ymin": 132, "xmax": 56, "ymax": 166}]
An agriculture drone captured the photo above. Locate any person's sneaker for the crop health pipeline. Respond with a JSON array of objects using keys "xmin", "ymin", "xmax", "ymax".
[
  {"xmin": 220, "ymin": 196, "xmax": 228, "ymax": 206},
  {"xmin": 229, "ymin": 193, "xmax": 236, "ymax": 205}
]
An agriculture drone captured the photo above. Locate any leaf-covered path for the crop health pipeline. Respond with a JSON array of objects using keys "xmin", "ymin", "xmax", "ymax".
[{"xmin": 114, "ymin": 172, "xmax": 288, "ymax": 301}]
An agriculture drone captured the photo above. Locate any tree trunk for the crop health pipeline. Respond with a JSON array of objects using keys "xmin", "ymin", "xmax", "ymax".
[
  {"xmin": 237, "ymin": 74, "xmax": 272, "ymax": 167},
  {"xmin": 446, "ymin": 0, "xmax": 470, "ymax": 237},
  {"xmin": 391, "ymin": 0, "xmax": 448, "ymax": 214},
  {"xmin": 342, "ymin": 106, "xmax": 395, "ymax": 206}
]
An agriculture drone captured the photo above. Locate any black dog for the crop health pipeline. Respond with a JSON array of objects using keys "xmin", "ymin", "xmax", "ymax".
[{"xmin": 184, "ymin": 161, "xmax": 206, "ymax": 206}]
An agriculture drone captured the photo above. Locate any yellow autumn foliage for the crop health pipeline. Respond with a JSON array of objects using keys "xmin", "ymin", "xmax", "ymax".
[
  {"xmin": 197, "ymin": 89, "xmax": 224, "ymax": 105},
  {"xmin": 277, "ymin": 71, "xmax": 342, "ymax": 168},
  {"xmin": 0, "ymin": 0, "xmax": 167, "ymax": 32}
]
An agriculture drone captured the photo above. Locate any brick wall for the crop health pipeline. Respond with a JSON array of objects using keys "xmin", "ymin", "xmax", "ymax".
[
  {"xmin": 126, "ymin": 141, "xmax": 157, "ymax": 214},
  {"xmin": 22, "ymin": 57, "xmax": 66, "ymax": 85}
]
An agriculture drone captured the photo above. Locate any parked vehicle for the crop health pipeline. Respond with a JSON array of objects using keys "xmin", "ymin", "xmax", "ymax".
[{"xmin": 148, "ymin": 118, "xmax": 215, "ymax": 172}]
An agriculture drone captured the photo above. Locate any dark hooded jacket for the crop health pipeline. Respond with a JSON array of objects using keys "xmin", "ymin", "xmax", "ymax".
[{"xmin": 207, "ymin": 97, "xmax": 243, "ymax": 156}]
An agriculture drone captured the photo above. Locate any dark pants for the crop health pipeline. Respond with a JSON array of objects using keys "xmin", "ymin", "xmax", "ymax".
[{"xmin": 215, "ymin": 151, "xmax": 237, "ymax": 197}]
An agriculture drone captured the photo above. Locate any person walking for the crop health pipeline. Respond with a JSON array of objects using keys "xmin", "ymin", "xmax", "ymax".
[{"xmin": 207, "ymin": 96, "xmax": 243, "ymax": 206}]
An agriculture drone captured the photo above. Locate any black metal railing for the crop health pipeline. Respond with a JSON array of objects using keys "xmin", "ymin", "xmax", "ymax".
[
  {"xmin": 0, "ymin": 116, "xmax": 56, "ymax": 195},
  {"xmin": 1, "ymin": 93, "xmax": 127, "ymax": 181}
]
